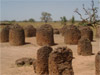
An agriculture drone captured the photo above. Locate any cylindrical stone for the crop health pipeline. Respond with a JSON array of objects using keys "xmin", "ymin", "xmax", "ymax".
[
  {"xmin": 49, "ymin": 46, "xmax": 74, "ymax": 75},
  {"xmin": 64, "ymin": 25, "xmax": 81, "ymax": 45},
  {"xmin": 36, "ymin": 24, "xmax": 54, "ymax": 46},
  {"xmin": 79, "ymin": 26, "xmax": 93, "ymax": 41},
  {"xmin": 95, "ymin": 51, "xmax": 100, "ymax": 75},
  {"xmin": 77, "ymin": 37, "xmax": 92, "ymax": 56},
  {"xmin": 36, "ymin": 46, "xmax": 53, "ymax": 75},
  {"xmin": 9, "ymin": 25, "xmax": 25, "ymax": 46},
  {"xmin": 0, "ymin": 26, "xmax": 10, "ymax": 43}
]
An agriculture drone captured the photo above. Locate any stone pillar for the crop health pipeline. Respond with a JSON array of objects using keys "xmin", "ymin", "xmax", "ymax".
[
  {"xmin": 36, "ymin": 24, "xmax": 54, "ymax": 46},
  {"xmin": 49, "ymin": 46, "xmax": 74, "ymax": 75},
  {"xmin": 0, "ymin": 26, "xmax": 10, "ymax": 43},
  {"xmin": 79, "ymin": 26, "xmax": 93, "ymax": 41},
  {"xmin": 95, "ymin": 51, "xmax": 100, "ymax": 75},
  {"xmin": 9, "ymin": 25, "xmax": 25, "ymax": 46},
  {"xmin": 24, "ymin": 25, "xmax": 36, "ymax": 37},
  {"xmin": 96, "ymin": 25, "xmax": 100, "ymax": 38},
  {"xmin": 64, "ymin": 25, "xmax": 81, "ymax": 45},
  {"xmin": 77, "ymin": 37, "xmax": 92, "ymax": 56},
  {"xmin": 36, "ymin": 46, "xmax": 53, "ymax": 75}
]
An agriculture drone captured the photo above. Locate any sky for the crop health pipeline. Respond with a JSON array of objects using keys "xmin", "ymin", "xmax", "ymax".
[{"xmin": 0, "ymin": 0, "xmax": 99, "ymax": 21}]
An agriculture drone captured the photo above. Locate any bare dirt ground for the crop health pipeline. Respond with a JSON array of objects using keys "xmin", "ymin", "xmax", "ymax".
[{"xmin": 0, "ymin": 34, "xmax": 100, "ymax": 75}]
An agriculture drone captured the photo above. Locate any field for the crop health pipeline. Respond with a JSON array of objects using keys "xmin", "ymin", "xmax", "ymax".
[
  {"xmin": 0, "ymin": 21, "xmax": 97, "ymax": 37},
  {"xmin": 0, "ymin": 21, "xmax": 80, "ymax": 28},
  {"xmin": 0, "ymin": 21, "xmax": 97, "ymax": 36},
  {"xmin": 1, "ymin": 0, "xmax": 100, "ymax": 74},
  {"xmin": 0, "ymin": 21, "xmax": 100, "ymax": 75},
  {"xmin": 0, "ymin": 34, "xmax": 100, "ymax": 75}
]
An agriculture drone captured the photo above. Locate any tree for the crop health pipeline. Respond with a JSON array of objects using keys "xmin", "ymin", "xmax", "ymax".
[
  {"xmin": 23, "ymin": 20, "xmax": 28, "ymax": 22},
  {"xmin": 71, "ymin": 16, "xmax": 75, "ymax": 24},
  {"xmin": 60, "ymin": 16, "xmax": 67, "ymax": 25},
  {"xmin": 40, "ymin": 12, "xmax": 52, "ymax": 23},
  {"xmin": 11, "ymin": 20, "xmax": 16, "ymax": 22},
  {"xmin": 29, "ymin": 18, "xmax": 35, "ymax": 22},
  {"xmin": 74, "ymin": 0, "xmax": 99, "ymax": 28}
]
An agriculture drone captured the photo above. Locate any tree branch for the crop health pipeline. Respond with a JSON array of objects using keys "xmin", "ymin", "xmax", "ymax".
[{"xmin": 74, "ymin": 8, "xmax": 87, "ymax": 21}]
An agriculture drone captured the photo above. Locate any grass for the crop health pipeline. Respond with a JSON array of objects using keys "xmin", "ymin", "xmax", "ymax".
[
  {"xmin": 0, "ymin": 21, "xmax": 80, "ymax": 29},
  {"xmin": 0, "ymin": 21, "xmax": 98, "ymax": 38},
  {"xmin": 17, "ymin": 21, "xmax": 80, "ymax": 28}
]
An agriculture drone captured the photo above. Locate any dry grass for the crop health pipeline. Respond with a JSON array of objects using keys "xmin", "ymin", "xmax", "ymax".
[
  {"xmin": 0, "ymin": 21, "xmax": 80, "ymax": 28},
  {"xmin": 0, "ymin": 21, "xmax": 97, "ymax": 38},
  {"xmin": 18, "ymin": 21, "xmax": 80, "ymax": 28}
]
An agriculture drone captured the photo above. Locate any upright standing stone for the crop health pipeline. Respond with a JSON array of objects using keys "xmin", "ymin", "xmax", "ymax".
[
  {"xmin": 60, "ymin": 25, "xmax": 68, "ymax": 36},
  {"xmin": 64, "ymin": 25, "xmax": 81, "ymax": 45},
  {"xmin": 96, "ymin": 25, "xmax": 100, "ymax": 38},
  {"xmin": 36, "ymin": 46, "xmax": 53, "ymax": 75},
  {"xmin": 95, "ymin": 51, "xmax": 100, "ymax": 75},
  {"xmin": 79, "ymin": 26, "xmax": 93, "ymax": 41},
  {"xmin": 24, "ymin": 25, "xmax": 36, "ymax": 37},
  {"xmin": 9, "ymin": 25, "xmax": 25, "ymax": 46},
  {"xmin": 77, "ymin": 37, "xmax": 92, "ymax": 56},
  {"xmin": 36, "ymin": 24, "xmax": 54, "ymax": 46},
  {"xmin": 49, "ymin": 46, "xmax": 74, "ymax": 75},
  {"xmin": 53, "ymin": 28, "xmax": 60, "ymax": 34},
  {"xmin": 0, "ymin": 26, "xmax": 10, "ymax": 43}
]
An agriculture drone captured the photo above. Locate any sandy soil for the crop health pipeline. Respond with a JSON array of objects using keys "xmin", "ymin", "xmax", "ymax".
[{"xmin": 0, "ymin": 34, "xmax": 100, "ymax": 75}]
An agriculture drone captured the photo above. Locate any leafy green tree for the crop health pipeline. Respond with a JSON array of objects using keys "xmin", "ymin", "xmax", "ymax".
[
  {"xmin": 23, "ymin": 20, "xmax": 28, "ymax": 22},
  {"xmin": 60, "ymin": 16, "xmax": 67, "ymax": 25},
  {"xmin": 74, "ymin": 0, "xmax": 99, "ymax": 28},
  {"xmin": 71, "ymin": 16, "xmax": 75, "ymax": 24},
  {"xmin": 40, "ymin": 12, "xmax": 52, "ymax": 23},
  {"xmin": 11, "ymin": 20, "xmax": 16, "ymax": 22},
  {"xmin": 29, "ymin": 18, "xmax": 35, "ymax": 22}
]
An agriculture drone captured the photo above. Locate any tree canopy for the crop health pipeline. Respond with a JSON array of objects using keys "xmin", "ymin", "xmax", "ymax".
[{"xmin": 40, "ymin": 12, "xmax": 52, "ymax": 23}]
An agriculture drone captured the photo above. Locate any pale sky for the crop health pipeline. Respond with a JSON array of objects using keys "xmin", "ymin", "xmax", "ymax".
[{"xmin": 0, "ymin": 0, "xmax": 99, "ymax": 21}]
